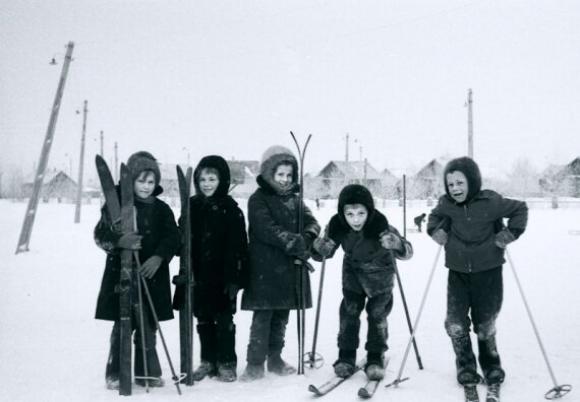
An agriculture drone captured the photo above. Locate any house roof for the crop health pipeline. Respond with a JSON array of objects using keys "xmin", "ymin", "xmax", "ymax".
[{"xmin": 317, "ymin": 160, "xmax": 382, "ymax": 180}]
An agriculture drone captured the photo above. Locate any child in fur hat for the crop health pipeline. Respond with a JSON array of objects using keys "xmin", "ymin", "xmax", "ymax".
[
  {"xmin": 312, "ymin": 184, "xmax": 413, "ymax": 381},
  {"xmin": 94, "ymin": 151, "xmax": 180, "ymax": 390},
  {"xmin": 240, "ymin": 145, "xmax": 320, "ymax": 381},
  {"xmin": 172, "ymin": 155, "xmax": 249, "ymax": 382},
  {"xmin": 427, "ymin": 157, "xmax": 528, "ymax": 396}
]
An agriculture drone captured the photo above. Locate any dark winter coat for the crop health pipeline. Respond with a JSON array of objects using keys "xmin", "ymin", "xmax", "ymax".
[
  {"xmin": 427, "ymin": 190, "xmax": 528, "ymax": 273},
  {"xmin": 94, "ymin": 190, "xmax": 179, "ymax": 322},
  {"xmin": 241, "ymin": 180, "xmax": 320, "ymax": 310},
  {"xmin": 172, "ymin": 156, "xmax": 249, "ymax": 317},
  {"xmin": 316, "ymin": 210, "xmax": 413, "ymax": 297}
]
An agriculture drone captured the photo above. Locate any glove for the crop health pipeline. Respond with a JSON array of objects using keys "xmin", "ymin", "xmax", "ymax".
[
  {"xmin": 380, "ymin": 232, "xmax": 402, "ymax": 251},
  {"xmin": 140, "ymin": 255, "xmax": 163, "ymax": 279},
  {"xmin": 313, "ymin": 237, "xmax": 336, "ymax": 258},
  {"xmin": 224, "ymin": 283, "xmax": 239, "ymax": 300},
  {"xmin": 117, "ymin": 232, "xmax": 142, "ymax": 250},
  {"xmin": 495, "ymin": 229, "xmax": 516, "ymax": 249},
  {"xmin": 431, "ymin": 229, "xmax": 448, "ymax": 246},
  {"xmin": 285, "ymin": 233, "xmax": 307, "ymax": 257}
]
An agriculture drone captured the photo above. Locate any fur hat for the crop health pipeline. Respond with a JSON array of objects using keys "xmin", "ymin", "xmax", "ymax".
[
  {"xmin": 338, "ymin": 184, "xmax": 375, "ymax": 221},
  {"xmin": 443, "ymin": 157, "xmax": 482, "ymax": 204},
  {"xmin": 193, "ymin": 155, "xmax": 231, "ymax": 198},
  {"xmin": 257, "ymin": 145, "xmax": 298, "ymax": 193},
  {"xmin": 127, "ymin": 151, "xmax": 161, "ymax": 186}
]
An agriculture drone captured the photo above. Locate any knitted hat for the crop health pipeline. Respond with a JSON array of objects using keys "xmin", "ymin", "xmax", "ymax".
[
  {"xmin": 257, "ymin": 145, "xmax": 298, "ymax": 193},
  {"xmin": 127, "ymin": 151, "xmax": 161, "ymax": 186},
  {"xmin": 443, "ymin": 157, "xmax": 481, "ymax": 204},
  {"xmin": 193, "ymin": 155, "xmax": 231, "ymax": 198},
  {"xmin": 338, "ymin": 184, "xmax": 375, "ymax": 221}
]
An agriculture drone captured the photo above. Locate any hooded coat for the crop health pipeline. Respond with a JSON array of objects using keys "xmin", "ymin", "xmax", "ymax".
[
  {"xmin": 427, "ymin": 157, "xmax": 528, "ymax": 273},
  {"xmin": 314, "ymin": 184, "xmax": 413, "ymax": 297},
  {"xmin": 94, "ymin": 151, "xmax": 179, "ymax": 322},
  {"xmin": 172, "ymin": 155, "xmax": 249, "ymax": 317},
  {"xmin": 241, "ymin": 146, "xmax": 320, "ymax": 310}
]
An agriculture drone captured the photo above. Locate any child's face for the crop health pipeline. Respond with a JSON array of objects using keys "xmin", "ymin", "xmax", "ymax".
[
  {"xmin": 273, "ymin": 164, "xmax": 293, "ymax": 189},
  {"xmin": 199, "ymin": 169, "xmax": 220, "ymax": 197},
  {"xmin": 343, "ymin": 203, "xmax": 368, "ymax": 232},
  {"xmin": 134, "ymin": 171, "xmax": 156, "ymax": 199},
  {"xmin": 446, "ymin": 171, "xmax": 468, "ymax": 203}
]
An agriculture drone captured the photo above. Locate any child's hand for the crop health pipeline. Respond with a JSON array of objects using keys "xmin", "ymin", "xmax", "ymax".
[
  {"xmin": 495, "ymin": 229, "xmax": 515, "ymax": 249},
  {"xmin": 224, "ymin": 283, "xmax": 239, "ymax": 300},
  {"xmin": 313, "ymin": 237, "xmax": 336, "ymax": 257},
  {"xmin": 117, "ymin": 232, "xmax": 142, "ymax": 250},
  {"xmin": 285, "ymin": 233, "xmax": 307, "ymax": 257},
  {"xmin": 380, "ymin": 232, "xmax": 402, "ymax": 251},
  {"xmin": 431, "ymin": 229, "xmax": 448, "ymax": 246},
  {"xmin": 140, "ymin": 255, "xmax": 163, "ymax": 279}
]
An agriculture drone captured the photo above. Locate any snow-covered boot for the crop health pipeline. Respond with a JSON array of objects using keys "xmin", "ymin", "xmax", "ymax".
[
  {"xmin": 485, "ymin": 383, "xmax": 500, "ymax": 402},
  {"xmin": 192, "ymin": 360, "xmax": 217, "ymax": 381},
  {"xmin": 105, "ymin": 377, "xmax": 119, "ymax": 390},
  {"xmin": 267, "ymin": 354, "xmax": 296, "ymax": 376},
  {"xmin": 216, "ymin": 362, "xmax": 237, "ymax": 382},
  {"xmin": 333, "ymin": 349, "xmax": 357, "ymax": 378},
  {"xmin": 364, "ymin": 352, "xmax": 385, "ymax": 380},
  {"xmin": 464, "ymin": 384, "xmax": 480, "ymax": 402},
  {"xmin": 239, "ymin": 363, "xmax": 265, "ymax": 382}
]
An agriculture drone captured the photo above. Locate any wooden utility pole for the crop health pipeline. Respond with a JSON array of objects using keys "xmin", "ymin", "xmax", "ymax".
[
  {"xmin": 74, "ymin": 100, "xmax": 88, "ymax": 223},
  {"xmin": 100, "ymin": 130, "xmax": 104, "ymax": 157},
  {"xmin": 345, "ymin": 133, "xmax": 350, "ymax": 162},
  {"xmin": 467, "ymin": 89, "xmax": 474, "ymax": 159},
  {"xmin": 114, "ymin": 141, "xmax": 119, "ymax": 182},
  {"xmin": 16, "ymin": 41, "xmax": 75, "ymax": 254}
]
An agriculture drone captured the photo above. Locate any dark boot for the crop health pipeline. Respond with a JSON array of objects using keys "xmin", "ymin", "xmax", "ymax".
[
  {"xmin": 192, "ymin": 360, "xmax": 217, "ymax": 381},
  {"xmin": 477, "ymin": 337, "xmax": 505, "ymax": 385},
  {"xmin": 216, "ymin": 361, "xmax": 237, "ymax": 382},
  {"xmin": 267, "ymin": 353, "xmax": 296, "ymax": 376},
  {"xmin": 451, "ymin": 336, "xmax": 481, "ymax": 385},
  {"xmin": 365, "ymin": 352, "xmax": 385, "ymax": 380},
  {"xmin": 333, "ymin": 349, "xmax": 356, "ymax": 378},
  {"xmin": 239, "ymin": 363, "xmax": 265, "ymax": 382}
]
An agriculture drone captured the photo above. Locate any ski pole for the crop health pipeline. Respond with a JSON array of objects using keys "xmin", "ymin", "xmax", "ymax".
[
  {"xmin": 134, "ymin": 243, "xmax": 183, "ymax": 395},
  {"xmin": 386, "ymin": 246, "xmax": 442, "ymax": 388},
  {"xmin": 305, "ymin": 256, "xmax": 326, "ymax": 369},
  {"xmin": 133, "ymin": 212, "xmax": 149, "ymax": 392},
  {"xmin": 505, "ymin": 250, "xmax": 571, "ymax": 400},
  {"xmin": 397, "ymin": 173, "xmax": 424, "ymax": 370}
]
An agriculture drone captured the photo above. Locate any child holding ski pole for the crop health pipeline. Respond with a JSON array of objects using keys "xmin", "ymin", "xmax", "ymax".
[
  {"xmin": 427, "ymin": 156, "xmax": 528, "ymax": 402},
  {"xmin": 240, "ymin": 145, "xmax": 320, "ymax": 381},
  {"xmin": 172, "ymin": 155, "xmax": 249, "ymax": 382},
  {"xmin": 94, "ymin": 151, "xmax": 180, "ymax": 390},
  {"xmin": 311, "ymin": 184, "xmax": 413, "ymax": 381}
]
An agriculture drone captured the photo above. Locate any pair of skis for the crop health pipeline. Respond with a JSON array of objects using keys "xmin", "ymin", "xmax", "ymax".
[
  {"xmin": 95, "ymin": 155, "xmax": 182, "ymax": 395},
  {"xmin": 308, "ymin": 360, "xmax": 388, "ymax": 399}
]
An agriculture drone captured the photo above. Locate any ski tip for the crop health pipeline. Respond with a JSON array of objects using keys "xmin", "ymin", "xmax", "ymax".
[
  {"xmin": 357, "ymin": 388, "xmax": 370, "ymax": 399},
  {"xmin": 308, "ymin": 384, "xmax": 322, "ymax": 396}
]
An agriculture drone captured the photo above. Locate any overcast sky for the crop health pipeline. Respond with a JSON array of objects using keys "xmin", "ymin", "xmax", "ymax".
[{"xmin": 1, "ymin": 0, "xmax": 579, "ymax": 180}]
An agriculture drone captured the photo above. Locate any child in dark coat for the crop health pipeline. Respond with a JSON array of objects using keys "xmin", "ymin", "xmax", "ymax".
[
  {"xmin": 312, "ymin": 184, "xmax": 413, "ymax": 380},
  {"xmin": 172, "ymin": 155, "xmax": 249, "ymax": 382},
  {"xmin": 94, "ymin": 151, "xmax": 180, "ymax": 390},
  {"xmin": 427, "ymin": 157, "xmax": 528, "ymax": 397},
  {"xmin": 240, "ymin": 145, "xmax": 320, "ymax": 381}
]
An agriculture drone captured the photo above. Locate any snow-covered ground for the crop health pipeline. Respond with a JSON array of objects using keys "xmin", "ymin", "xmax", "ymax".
[{"xmin": 1, "ymin": 198, "xmax": 578, "ymax": 402}]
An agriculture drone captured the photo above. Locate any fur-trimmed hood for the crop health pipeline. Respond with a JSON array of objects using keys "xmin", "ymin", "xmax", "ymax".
[
  {"xmin": 256, "ymin": 145, "xmax": 299, "ymax": 195},
  {"xmin": 443, "ymin": 157, "xmax": 482, "ymax": 205},
  {"xmin": 193, "ymin": 155, "xmax": 231, "ymax": 198}
]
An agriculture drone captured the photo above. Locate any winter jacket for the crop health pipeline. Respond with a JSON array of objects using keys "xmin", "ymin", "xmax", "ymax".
[
  {"xmin": 241, "ymin": 183, "xmax": 320, "ymax": 310},
  {"xmin": 427, "ymin": 190, "xmax": 528, "ymax": 273},
  {"xmin": 94, "ymin": 191, "xmax": 179, "ymax": 322},
  {"xmin": 315, "ymin": 210, "xmax": 413, "ymax": 297}
]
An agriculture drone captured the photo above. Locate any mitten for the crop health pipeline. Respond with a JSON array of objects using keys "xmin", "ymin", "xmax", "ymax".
[
  {"xmin": 380, "ymin": 231, "xmax": 402, "ymax": 251},
  {"xmin": 313, "ymin": 237, "xmax": 336, "ymax": 258},
  {"xmin": 285, "ymin": 233, "xmax": 307, "ymax": 257},
  {"xmin": 117, "ymin": 232, "xmax": 142, "ymax": 250},
  {"xmin": 431, "ymin": 229, "xmax": 448, "ymax": 246},
  {"xmin": 495, "ymin": 229, "xmax": 516, "ymax": 249}
]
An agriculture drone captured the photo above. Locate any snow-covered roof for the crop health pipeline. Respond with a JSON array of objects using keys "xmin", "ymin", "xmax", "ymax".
[{"xmin": 317, "ymin": 160, "xmax": 382, "ymax": 180}]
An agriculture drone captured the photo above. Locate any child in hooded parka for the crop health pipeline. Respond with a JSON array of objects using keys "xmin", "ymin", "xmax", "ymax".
[
  {"xmin": 94, "ymin": 151, "xmax": 180, "ymax": 390},
  {"xmin": 312, "ymin": 184, "xmax": 413, "ymax": 380},
  {"xmin": 427, "ymin": 157, "xmax": 528, "ymax": 395},
  {"xmin": 240, "ymin": 145, "xmax": 321, "ymax": 381},
  {"xmin": 172, "ymin": 155, "xmax": 249, "ymax": 382}
]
